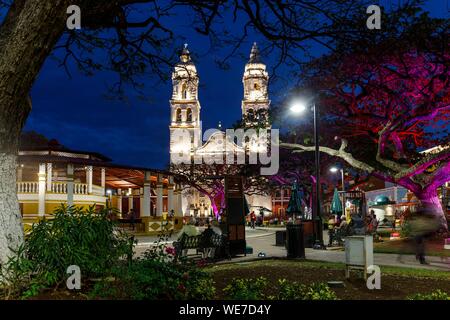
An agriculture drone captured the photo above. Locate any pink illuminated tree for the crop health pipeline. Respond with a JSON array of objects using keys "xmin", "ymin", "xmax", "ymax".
[
  {"xmin": 283, "ymin": 20, "xmax": 450, "ymax": 230},
  {"xmin": 171, "ymin": 163, "xmax": 270, "ymax": 217}
]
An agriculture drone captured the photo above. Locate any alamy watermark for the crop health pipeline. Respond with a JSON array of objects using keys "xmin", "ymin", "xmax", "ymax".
[
  {"xmin": 66, "ymin": 265, "xmax": 81, "ymax": 290},
  {"xmin": 366, "ymin": 265, "xmax": 381, "ymax": 290},
  {"xmin": 66, "ymin": 5, "xmax": 81, "ymax": 30}
]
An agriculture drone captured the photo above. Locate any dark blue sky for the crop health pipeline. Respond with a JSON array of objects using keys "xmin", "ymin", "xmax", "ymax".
[{"xmin": 25, "ymin": 1, "xmax": 447, "ymax": 170}]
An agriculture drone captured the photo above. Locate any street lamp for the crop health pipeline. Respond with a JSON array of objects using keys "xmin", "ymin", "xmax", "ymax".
[
  {"xmin": 330, "ymin": 166, "xmax": 345, "ymax": 215},
  {"xmin": 289, "ymin": 100, "xmax": 326, "ymax": 250},
  {"xmin": 329, "ymin": 166, "xmax": 345, "ymax": 192}
]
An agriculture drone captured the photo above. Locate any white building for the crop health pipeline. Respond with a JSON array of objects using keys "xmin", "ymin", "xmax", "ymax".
[{"xmin": 169, "ymin": 43, "xmax": 273, "ymax": 217}]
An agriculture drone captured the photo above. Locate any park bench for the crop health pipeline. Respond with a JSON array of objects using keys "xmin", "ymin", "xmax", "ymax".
[{"xmin": 173, "ymin": 229, "xmax": 229, "ymax": 262}]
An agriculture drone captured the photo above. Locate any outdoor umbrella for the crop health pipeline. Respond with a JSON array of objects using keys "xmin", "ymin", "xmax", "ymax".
[
  {"xmin": 330, "ymin": 188, "xmax": 343, "ymax": 216},
  {"xmin": 286, "ymin": 181, "xmax": 304, "ymax": 218}
]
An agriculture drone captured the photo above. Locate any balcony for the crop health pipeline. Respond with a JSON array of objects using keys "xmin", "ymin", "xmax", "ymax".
[{"xmin": 17, "ymin": 181, "xmax": 107, "ymax": 204}]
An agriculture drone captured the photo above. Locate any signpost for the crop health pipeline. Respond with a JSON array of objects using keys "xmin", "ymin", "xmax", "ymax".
[{"xmin": 222, "ymin": 175, "xmax": 247, "ymax": 256}]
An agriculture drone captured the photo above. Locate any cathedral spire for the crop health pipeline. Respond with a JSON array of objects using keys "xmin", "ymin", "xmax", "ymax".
[
  {"xmin": 248, "ymin": 42, "xmax": 261, "ymax": 63},
  {"xmin": 180, "ymin": 43, "xmax": 191, "ymax": 63}
]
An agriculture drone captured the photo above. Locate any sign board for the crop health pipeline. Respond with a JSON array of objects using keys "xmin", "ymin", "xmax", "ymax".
[
  {"xmin": 223, "ymin": 175, "xmax": 246, "ymax": 256},
  {"xmin": 345, "ymin": 235, "xmax": 373, "ymax": 280}
]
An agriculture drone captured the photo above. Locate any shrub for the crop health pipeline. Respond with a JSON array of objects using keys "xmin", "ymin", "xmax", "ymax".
[
  {"xmin": 276, "ymin": 279, "xmax": 337, "ymax": 300},
  {"xmin": 408, "ymin": 290, "xmax": 450, "ymax": 300},
  {"xmin": 276, "ymin": 279, "xmax": 307, "ymax": 300},
  {"xmin": 0, "ymin": 205, "xmax": 133, "ymax": 299},
  {"xmin": 89, "ymin": 233, "xmax": 215, "ymax": 300},
  {"xmin": 26, "ymin": 205, "xmax": 133, "ymax": 278},
  {"xmin": 303, "ymin": 282, "xmax": 338, "ymax": 300},
  {"xmin": 223, "ymin": 277, "xmax": 267, "ymax": 300}
]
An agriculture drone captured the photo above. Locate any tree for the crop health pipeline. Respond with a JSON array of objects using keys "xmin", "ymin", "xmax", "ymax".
[
  {"xmin": 171, "ymin": 163, "xmax": 270, "ymax": 217},
  {"xmin": 0, "ymin": 0, "xmax": 427, "ymax": 267},
  {"xmin": 282, "ymin": 14, "xmax": 450, "ymax": 230}
]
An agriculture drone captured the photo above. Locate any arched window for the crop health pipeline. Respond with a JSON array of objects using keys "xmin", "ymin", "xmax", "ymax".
[
  {"xmin": 175, "ymin": 108, "xmax": 182, "ymax": 122},
  {"xmin": 181, "ymin": 83, "xmax": 187, "ymax": 99},
  {"xmin": 186, "ymin": 108, "xmax": 192, "ymax": 122}
]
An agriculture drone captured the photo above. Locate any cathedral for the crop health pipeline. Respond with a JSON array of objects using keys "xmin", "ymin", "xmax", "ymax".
[{"xmin": 169, "ymin": 43, "xmax": 274, "ymax": 217}]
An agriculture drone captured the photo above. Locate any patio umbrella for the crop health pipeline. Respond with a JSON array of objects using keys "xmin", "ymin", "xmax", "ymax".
[
  {"xmin": 330, "ymin": 188, "xmax": 343, "ymax": 215},
  {"xmin": 286, "ymin": 181, "xmax": 304, "ymax": 218}
]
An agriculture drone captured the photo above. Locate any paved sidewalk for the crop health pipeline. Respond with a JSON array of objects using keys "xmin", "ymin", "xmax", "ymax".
[{"xmin": 134, "ymin": 227, "xmax": 450, "ymax": 271}]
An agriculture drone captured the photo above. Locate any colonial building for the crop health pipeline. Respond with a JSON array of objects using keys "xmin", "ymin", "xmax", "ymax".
[
  {"xmin": 169, "ymin": 43, "xmax": 274, "ymax": 217},
  {"xmin": 17, "ymin": 143, "xmax": 183, "ymax": 234}
]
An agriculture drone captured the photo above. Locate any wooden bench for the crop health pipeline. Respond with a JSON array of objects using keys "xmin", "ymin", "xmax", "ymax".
[{"xmin": 173, "ymin": 229, "xmax": 229, "ymax": 261}]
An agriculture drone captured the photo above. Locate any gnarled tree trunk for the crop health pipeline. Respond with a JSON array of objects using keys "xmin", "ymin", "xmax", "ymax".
[{"xmin": 0, "ymin": 1, "xmax": 69, "ymax": 266}]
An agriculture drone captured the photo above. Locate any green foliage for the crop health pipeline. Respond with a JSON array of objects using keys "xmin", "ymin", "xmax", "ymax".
[
  {"xmin": 276, "ymin": 279, "xmax": 337, "ymax": 300},
  {"xmin": 407, "ymin": 290, "xmax": 450, "ymax": 300},
  {"xmin": 303, "ymin": 282, "xmax": 338, "ymax": 300},
  {"xmin": 276, "ymin": 279, "xmax": 307, "ymax": 300},
  {"xmin": 89, "ymin": 242, "xmax": 215, "ymax": 300},
  {"xmin": 0, "ymin": 245, "xmax": 58, "ymax": 299},
  {"xmin": 223, "ymin": 277, "xmax": 268, "ymax": 300},
  {"xmin": 223, "ymin": 277, "xmax": 337, "ymax": 300},
  {"xmin": 0, "ymin": 205, "xmax": 133, "ymax": 299},
  {"xmin": 26, "ymin": 205, "xmax": 133, "ymax": 278}
]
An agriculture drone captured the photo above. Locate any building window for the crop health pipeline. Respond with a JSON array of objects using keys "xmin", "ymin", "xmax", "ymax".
[
  {"xmin": 186, "ymin": 108, "xmax": 192, "ymax": 122},
  {"xmin": 182, "ymin": 83, "xmax": 187, "ymax": 99},
  {"xmin": 176, "ymin": 108, "xmax": 182, "ymax": 122}
]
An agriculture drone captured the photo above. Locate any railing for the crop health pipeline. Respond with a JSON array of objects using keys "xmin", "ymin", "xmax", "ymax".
[
  {"xmin": 17, "ymin": 182, "xmax": 38, "ymax": 193},
  {"xmin": 74, "ymin": 183, "xmax": 88, "ymax": 195},
  {"xmin": 17, "ymin": 182, "xmax": 102, "ymax": 195},
  {"xmin": 51, "ymin": 182, "xmax": 67, "ymax": 194}
]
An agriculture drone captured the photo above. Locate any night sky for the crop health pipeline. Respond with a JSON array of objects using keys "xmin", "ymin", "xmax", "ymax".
[{"xmin": 25, "ymin": 1, "xmax": 447, "ymax": 170}]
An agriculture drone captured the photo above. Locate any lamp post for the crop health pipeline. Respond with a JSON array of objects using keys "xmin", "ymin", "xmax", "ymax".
[
  {"xmin": 290, "ymin": 101, "xmax": 326, "ymax": 250},
  {"xmin": 330, "ymin": 166, "xmax": 345, "ymax": 215},
  {"xmin": 330, "ymin": 167, "xmax": 345, "ymax": 193}
]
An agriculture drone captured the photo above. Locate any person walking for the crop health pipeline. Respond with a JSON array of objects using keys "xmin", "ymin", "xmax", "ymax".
[
  {"xmin": 128, "ymin": 208, "xmax": 136, "ymax": 231},
  {"xmin": 409, "ymin": 205, "xmax": 440, "ymax": 265},
  {"xmin": 327, "ymin": 215, "xmax": 336, "ymax": 247},
  {"xmin": 250, "ymin": 211, "xmax": 256, "ymax": 229}
]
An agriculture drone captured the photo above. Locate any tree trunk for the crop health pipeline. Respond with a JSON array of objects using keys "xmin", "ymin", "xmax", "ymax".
[
  {"xmin": 0, "ymin": 1, "xmax": 70, "ymax": 267},
  {"xmin": 0, "ymin": 153, "xmax": 24, "ymax": 266},
  {"xmin": 415, "ymin": 189, "xmax": 448, "ymax": 232}
]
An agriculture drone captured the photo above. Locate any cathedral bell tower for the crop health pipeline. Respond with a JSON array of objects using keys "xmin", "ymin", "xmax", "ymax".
[
  {"xmin": 169, "ymin": 44, "xmax": 202, "ymax": 163},
  {"xmin": 241, "ymin": 42, "xmax": 270, "ymax": 128}
]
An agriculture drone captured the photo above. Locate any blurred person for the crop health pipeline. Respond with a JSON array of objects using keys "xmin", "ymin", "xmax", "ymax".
[{"xmin": 408, "ymin": 205, "xmax": 440, "ymax": 265}]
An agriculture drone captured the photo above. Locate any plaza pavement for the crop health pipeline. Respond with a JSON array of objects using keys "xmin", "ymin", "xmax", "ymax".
[{"xmin": 134, "ymin": 227, "xmax": 450, "ymax": 271}]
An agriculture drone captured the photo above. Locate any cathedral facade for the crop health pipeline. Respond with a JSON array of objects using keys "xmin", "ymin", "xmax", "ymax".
[{"xmin": 169, "ymin": 43, "xmax": 273, "ymax": 217}]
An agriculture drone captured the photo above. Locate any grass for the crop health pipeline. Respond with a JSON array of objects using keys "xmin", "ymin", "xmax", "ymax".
[{"xmin": 207, "ymin": 259, "xmax": 450, "ymax": 280}]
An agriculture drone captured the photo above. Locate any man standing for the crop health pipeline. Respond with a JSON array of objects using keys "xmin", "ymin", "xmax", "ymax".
[{"xmin": 250, "ymin": 211, "xmax": 256, "ymax": 229}]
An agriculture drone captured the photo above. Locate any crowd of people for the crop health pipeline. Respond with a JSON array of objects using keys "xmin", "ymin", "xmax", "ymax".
[{"xmin": 326, "ymin": 210, "xmax": 379, "ymax": 246}]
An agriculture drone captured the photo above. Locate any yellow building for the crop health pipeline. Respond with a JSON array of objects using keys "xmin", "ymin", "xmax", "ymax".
[{"xmin": 17, "ymin": 145, "xmax": 183, "ymax": 234}]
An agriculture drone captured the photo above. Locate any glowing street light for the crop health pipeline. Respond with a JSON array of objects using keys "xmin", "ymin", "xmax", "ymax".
[
  {"xmin": 290, "ymin": 101, "xmax": 307, "ymax": 114},
  {"xmin": 329, "ymin": 166, "xmax": 345, "ymax": 192},
  {"xmin": 289, "ymin": 99, "xmax": 326, "ymax": 250}
]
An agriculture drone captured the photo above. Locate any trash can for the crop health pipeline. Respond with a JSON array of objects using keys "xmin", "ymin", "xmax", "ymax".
[
  {"xmin": 286, "ymin": 223, "xmax": 305, "ymax": 258},
  {"xmin": 275, "ymin": 230, "xmax": 287, "ymax": 246}
]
